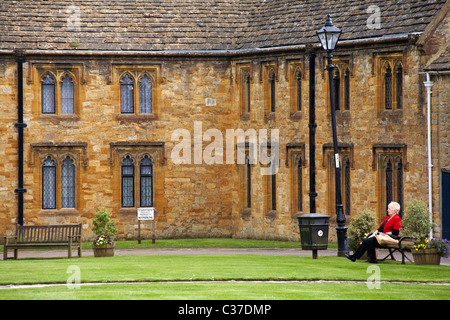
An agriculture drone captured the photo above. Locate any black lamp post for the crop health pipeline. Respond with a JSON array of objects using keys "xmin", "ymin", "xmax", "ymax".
[{"xmin": 317, "ymin": 15, "xmax": 348, "ymax": 257}]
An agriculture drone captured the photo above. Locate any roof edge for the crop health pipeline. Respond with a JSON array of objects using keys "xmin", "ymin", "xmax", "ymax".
[{"xmin": 0, "ymin": 34, "xmax": 415, "ymax": 58}]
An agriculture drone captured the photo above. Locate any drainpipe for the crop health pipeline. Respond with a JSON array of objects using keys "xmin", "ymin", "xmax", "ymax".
[
  {"xmin": 424, "ymin": 73, "xmax": 434, "ymax": 239},
  {"xmin": 14, "ymin": 52, "xmax": 27, "ymax": 225}
]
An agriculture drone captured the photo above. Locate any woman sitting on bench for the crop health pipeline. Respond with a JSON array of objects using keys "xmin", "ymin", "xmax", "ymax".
[{"xmin": 346, "ymin": 201, "xmax": 402, "ymax": 264}]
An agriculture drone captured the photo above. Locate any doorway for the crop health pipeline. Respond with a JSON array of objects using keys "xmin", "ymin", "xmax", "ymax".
[{"xmin": 442, "ymin": 171, "xmax": 450, "ymax": 240}]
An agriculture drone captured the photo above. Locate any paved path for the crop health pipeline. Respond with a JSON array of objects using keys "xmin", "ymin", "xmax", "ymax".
[{"xmin": 2, "ymin": 247, "xmax": 450, "ymax": 265}]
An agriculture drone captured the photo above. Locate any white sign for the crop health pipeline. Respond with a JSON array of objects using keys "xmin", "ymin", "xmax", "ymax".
[
  {"xmin": 138, "ymin": 208, "xmax": 154, "ymax": 221},
  {"xmin": 205, "ymin": 98, "xmax": 216, "ymax": 106}
]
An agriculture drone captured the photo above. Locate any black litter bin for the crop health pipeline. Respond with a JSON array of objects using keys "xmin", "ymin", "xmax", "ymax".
[{"xmin": 298, "ymin": 213, "xmax": 329, "ymax": 259}]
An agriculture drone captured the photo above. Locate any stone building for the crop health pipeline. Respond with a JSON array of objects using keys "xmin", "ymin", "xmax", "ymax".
[{"xmin": 0, "ymin": 0, "xmax": 448, "ymax": 241}]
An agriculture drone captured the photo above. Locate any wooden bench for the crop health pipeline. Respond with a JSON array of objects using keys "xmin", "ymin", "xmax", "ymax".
[
  {"xmin": 379, "ymin": 236, "xmax": 414, "ymax": 264},
  {"xmin": 3, "ymin": 224, "xmax": 82, "ymax": 260}
]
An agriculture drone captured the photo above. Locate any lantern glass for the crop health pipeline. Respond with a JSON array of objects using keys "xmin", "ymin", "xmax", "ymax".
[{"xmin": 316, "ymin": 15, "xmax": 341, "ymax": 51}]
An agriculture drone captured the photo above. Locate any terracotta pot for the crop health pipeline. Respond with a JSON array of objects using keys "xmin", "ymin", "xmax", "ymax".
[
  {"xmin": 93, "ymin": 243, "xmax": 115, "ymax": 257},
  {"xmin": 412, "ymin": 248, "xmax": 441, "ymax": 265}
]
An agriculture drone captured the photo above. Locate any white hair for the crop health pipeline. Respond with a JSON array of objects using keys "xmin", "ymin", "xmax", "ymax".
[{"xmin": 388, "ymin": 201, "xmax": 401, "ymax": 212}]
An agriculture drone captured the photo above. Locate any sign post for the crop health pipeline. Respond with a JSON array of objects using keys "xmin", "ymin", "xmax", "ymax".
[{"xmin": 137, "ymin": 208, "xmax": 155, "ymax": 244}]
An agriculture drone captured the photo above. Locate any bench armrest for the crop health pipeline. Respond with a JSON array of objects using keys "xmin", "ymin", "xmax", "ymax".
[
  {"xmin": 68, "ymin": 235, "xmax": 82, "ymax": 242},
  {"xmin": 398, "ymin": 236, "xmax": 414, "ymax": 250},
  {"xmin": 3, "ymin": 236, "xmax": 17, "ymax": 245}
]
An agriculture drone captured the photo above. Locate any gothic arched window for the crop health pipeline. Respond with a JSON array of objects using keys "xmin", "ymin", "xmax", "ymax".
[
  {"xmin": 61, "ymin": 156, "xmax": 75, "ymax": 208},
  {"xmin": 140, "ymin": 156, "xmax": 153, "ymax": 207},
  {"xmin": 42, "ymin": 73, "xmax": 56, "ymax": 114},
  {"xmin": 120, "ymin": 74, "xmax": 134, "ymax": 114},
  {"xmin": 139, "ymin": 74, "xmax": 153, "ymax": 114},
  {"xmin": 60, "ymin": 74, "xmax": 75, "ymax": 114},
  {"xmin": 384, "ymin": 65, "xmax": 393, "ymax": 110},
  {"xmin": 269, "ymin": 70, "xmax": 276, "ymax": 113},
  {"xmin": 395, "ymin": 63, "xmax": 403, "ymax": 110},
  {"xmin": 121, "ymin": 156, "xmax": 135, "ymax": 207},
  {"xmin": 42, "ymin": 157, "xmax": 56, "ymax": 209}
]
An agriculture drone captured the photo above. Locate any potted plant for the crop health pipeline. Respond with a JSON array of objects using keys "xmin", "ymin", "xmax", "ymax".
[
  {"xmin": 346, "ymin": 209, "xmax": 378, "ymax": 258},
  {"xmin": 92, "ymin": 208, "xmax": 117, "ymax": 257},
  {"xmin": 412, "ymin": 238, "xmax": 450, "ymax": 265},
  {"xmin": 402, "ymin": 200, "xmax": 441, "ymax": 265}
]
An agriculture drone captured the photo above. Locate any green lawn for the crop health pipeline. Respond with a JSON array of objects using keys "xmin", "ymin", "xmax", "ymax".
[{"xmin": 0, "ymin": 251, "xmax": 449, "ymax": 300}]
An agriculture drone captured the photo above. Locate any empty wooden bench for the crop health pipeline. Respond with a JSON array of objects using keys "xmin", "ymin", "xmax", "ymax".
[
  {"xmin": 3, "ymin": 224, "xmax": 82, "ymax": 260},
  {"xmin": 379, "ymin": 236, "xmax": 414, "ymax": 264}
]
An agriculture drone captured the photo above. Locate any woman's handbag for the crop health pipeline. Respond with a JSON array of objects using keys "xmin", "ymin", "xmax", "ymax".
[{"xmin": 374, "ymin": 232, "xmax": 399, "ymax": 246}]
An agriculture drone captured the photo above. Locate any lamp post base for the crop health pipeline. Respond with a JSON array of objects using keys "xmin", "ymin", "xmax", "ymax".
[{"xmin": 336, "ymin": 226, "xmax": 348, "ymax": 257}]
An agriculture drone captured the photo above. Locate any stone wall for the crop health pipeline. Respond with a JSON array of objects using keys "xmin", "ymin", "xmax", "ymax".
[{"xmin": 0, "ymin": 40, "xmax": 432, "ymax": 242}]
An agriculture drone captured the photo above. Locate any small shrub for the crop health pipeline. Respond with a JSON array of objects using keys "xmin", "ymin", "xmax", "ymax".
[
  {"xmin": 402, "ymin": 200, "xmax": 434, "ymax": 239},
  {"xmin": 346, "ymin": 209, "xmax": 377, "ymax": 251},
  {"xmin": 92, "ymin": 208, "xmax": 117, "ymax": 239}
]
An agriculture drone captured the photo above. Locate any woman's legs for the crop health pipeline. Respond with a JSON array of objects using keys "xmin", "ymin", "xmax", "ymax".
[{"xmin": 348, "ymin": 236, "xmax": 379, "ymax": 263}]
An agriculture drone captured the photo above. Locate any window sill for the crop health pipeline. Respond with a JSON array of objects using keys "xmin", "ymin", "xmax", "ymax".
[
  {"xmin": 378, "ymin": 109, "xmax": 403, "ymax": 118},
  {"xmin": 264, "ymin": 112, "xmax": 275, "ymax": 122},
  {"xmin": 241, "ymin": 208, "xmax": 251, "ymax": 220},
  {"xmin": 265, "ymin": 210, "xmax": 276, "ymax": 220},
  {"xmin": 290, "ymin": 111, "xmax": 302, "ymax": 121},
  {"xmin": 336, "ymin": 110, "xmax": 350, "ymax": 118},
  {"xmin": 292, "ymin": 211, "xmax": 303, "ymax": 219},
  {"xmin": 240, "ymin": 113, "xmax": 250, "ymax": 121},
  {"xmin": 116, "ymin": 114, "xmax": 158, "ymax": 122}
]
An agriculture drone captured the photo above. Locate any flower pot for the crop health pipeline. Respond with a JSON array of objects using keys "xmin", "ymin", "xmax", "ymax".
[
  {"xmin": 412, "ymin": 248, "xmax": 441, "ymax": 265},
  {"xmin": 93, "ymin": 243, "xmax": 115, "ymax": 257}
]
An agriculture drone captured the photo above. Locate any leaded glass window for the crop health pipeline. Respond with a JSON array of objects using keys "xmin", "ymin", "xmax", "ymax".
[
  {"xmin": 244, "ymin": 72, "xmax": 250, "ymax": 113},
  {"xmin": 344, "ymin": 157, "xmax": 351, "ymax": 216},
  {"xmin": 297, "ymin": 158, "xmax": 302, "ymax": 212},
  {"xmin": 395, "ymin": 64, "xmax": 403, "ymax": 110},
  {"xmin": 42, "ymin": 157, "xmax": 56, "ymax": 209},
  {"xmin": 269, "ymin": 71, "xmax": 276, "ymax": 113},
  {"xmin": 245, "ymin": 156, "xmax": 251, "ymax": 208},
  {"xmin": 384, "ymin": 65, "xmax": 392, "ymax": 110},
  {"xmin": 42, "ymin": 73, "xmax": 55, "ymax": 114},
  {"xmin": 271, "ymin": 174, "xmax": 276, "ymax": 211},
  {"xmin": 344, "ymin": 67, "xmax": 350, "ymax": 111},
  {"xmin": 120, "ymin": 74, "xmax": 134, "ymax": 114},
  {"xmin": 396, "ymin": 160, "xmax": 404, "ymax": 217},
  {"xmin": 121, "ymin": 156, "xmax": 134, "ymax": 207},
  {"xmin": 333, "ymin": 68, "xmax": 340, "ymax": 111},
  {"xmin": 140, "ymin": 156, "xmax": 153, "ymax": 207},
  {"xmin": 296, "ymin": 71, "xmax": 302, "ymax": 112},
  {"xmin": 61, "ymin": 157, "xmax": 75, "ymax": 208},
  {"xmin": 139, "ymin": 75, "xmax": 153, "ymax": 114},
  {"xmin": 60, "ymin": 74, "xmax": 74, "ymax": 114},
  {"xmin": 386, "ymin": 159, "xmax": 393, "ymax": 207}
]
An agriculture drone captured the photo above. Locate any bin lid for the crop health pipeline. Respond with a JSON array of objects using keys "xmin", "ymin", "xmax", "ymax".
[{"xmin": 297, "ymin": 213, "xmax": 330, "ymax": 225}]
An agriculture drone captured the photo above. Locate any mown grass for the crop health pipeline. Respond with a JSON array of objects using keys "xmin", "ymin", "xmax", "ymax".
[
  {"xmin": 2, "ymin": 281, "xmax": 449, "ymax": 300},
  {"xmin": 0, "ymin": 253, "xmax": 449, "ymax": 300},
  {"xmin": 0, "ymin": 239, "xmax": 449, "ymax": 300}
]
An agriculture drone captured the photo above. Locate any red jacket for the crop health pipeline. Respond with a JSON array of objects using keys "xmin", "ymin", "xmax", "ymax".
[{"xmin": 378, "ymin": 214, "xmax": 402, "ymax": 236}]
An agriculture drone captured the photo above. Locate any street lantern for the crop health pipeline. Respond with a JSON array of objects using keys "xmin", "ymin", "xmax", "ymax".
[
  {"xmin": 316, "ymin": 15, "xmax": 348, "ymax": 257},
  {"xmin": 316, "ymin": 15, "xmax": 342, "ymax": 52}
]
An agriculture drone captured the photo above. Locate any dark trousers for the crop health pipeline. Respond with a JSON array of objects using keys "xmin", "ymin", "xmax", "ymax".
[{"xmin": 354, "ymin": 236, "xmax": 381, "ymax": 262}]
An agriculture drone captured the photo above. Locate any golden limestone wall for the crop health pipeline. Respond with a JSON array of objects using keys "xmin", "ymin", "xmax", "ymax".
[{"xmin": 0, "ymin": 42, "xmax": 432, "ymax": 241}]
